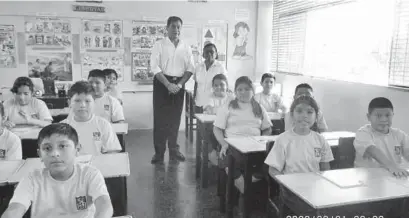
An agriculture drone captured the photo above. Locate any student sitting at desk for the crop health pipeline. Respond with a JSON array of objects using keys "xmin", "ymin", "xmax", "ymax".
[
  {"xmin": 103, "ymin": 68, "xmax": 123, "ymax": 105},
  {"xmin": 193, "ymin": 43, "xmax": 228, "ymax": 113},
  {"xmin": 254, "ymin": 73, "xmax": 286, "ymax": 115},
  {"xmin": 354, "ymin": 97, "xmax": 409, "ymax": 177},
  {"xmin": 265, "ymin": 95, "xmax": 333, "ymax": 177},
  {"xmin": 214, "ymin": 76, "xmax": 272, "ymax": 183},
  {"xmin": 1, "ymin": 123, "xmax": 113, "ymax": 218},
  {"xmin": 61, "ymin": 81, "xmax": 122, "ymax": 156},
  {"xmin": 284, "ymin": 83, "xmax": 328, "ymax": 133},
  {"xmin": 3, "ymin": 77, "xmax": 52, "ymax": 129},
  {"xmin": 0, "ymin": 102, "xmax": 22, "ymax": 160},
  {"xmin": 203, "ymin": 74, "xmax": 234, "ymax": 115},
  {"xmin": 88, "ymin": 69, "xmax": 124, "ymax": 123}
]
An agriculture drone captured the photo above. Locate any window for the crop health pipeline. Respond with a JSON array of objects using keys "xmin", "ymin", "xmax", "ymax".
[{"xmin": 272, "ymin": 0, "xmax": 396, "ymax": 86}]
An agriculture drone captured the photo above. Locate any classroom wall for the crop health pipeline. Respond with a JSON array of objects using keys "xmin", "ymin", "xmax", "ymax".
[
  {"xmin": 276, "ymin": 73, "xmax": 409, "ymax": 134},
  {"xmin": 0, "ymin": 1, "xmax": 258, "ymax": 130}
]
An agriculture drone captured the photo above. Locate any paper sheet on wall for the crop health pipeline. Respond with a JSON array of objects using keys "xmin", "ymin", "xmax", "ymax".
[
  {"xmin": 25, "ymin": 17, "xmax": 72, "ymax": 49},
  {"xmin": 131, "ymin": 50, "xmax": 153, "ymax": 81},
  {"xmin": 235, "ymin": 9, "xmax": 250, "ymax": 21},
  {"xmin": 27, "ymin": 52, "xmax": 73, "ymax": 81},
  {"xmin": 81, "ymin": 20, "xmax": 123, "ymax": 50},
  {"xmin": 81, "ymin": 51, "xmax": 124, "ymax": 81},
  {"xmin": 0, "ymin": 25, "xmax": 17, "ymax": 68}
]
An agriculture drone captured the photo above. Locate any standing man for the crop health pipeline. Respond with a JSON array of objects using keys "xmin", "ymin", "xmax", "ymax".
[{"xmin": 150, "ymin": 16, "xmax": 195, "ymax": 164}]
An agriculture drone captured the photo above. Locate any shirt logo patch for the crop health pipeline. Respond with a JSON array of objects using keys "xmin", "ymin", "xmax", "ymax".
[
  {"xmin": 314, "ymin": 148, "xmax": 322, "ymax": 158},
  {"xmin": 0, "ymin": 149, "xmax": 5, "ymax": 158},
  {"xmin": 395, "ymin": 146, "xmax": 402, "ymax": 156},
  {"xmin": 93, "ymin": 132, "xmax": 101, "ymax": 141},
  {"xmin": 75, "ymin": 196, "xmax": 88, "ymax": 210},
  {"xmin": 104, "ymin": 104, "xmax": 110, "ymax": 111}
]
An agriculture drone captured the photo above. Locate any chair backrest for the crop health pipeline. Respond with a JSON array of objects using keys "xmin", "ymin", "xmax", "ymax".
[{"xmin": 337, "ymin": 137, "xmax": 356, "ymax": 169}]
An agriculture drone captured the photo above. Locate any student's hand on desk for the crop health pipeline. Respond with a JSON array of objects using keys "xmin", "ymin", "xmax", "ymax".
[{"xmin": 386, "ymin": 165, "xmax": 409, "ymax": 178}]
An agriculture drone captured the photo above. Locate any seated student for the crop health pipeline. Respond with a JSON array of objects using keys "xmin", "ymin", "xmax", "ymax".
[
  {"xmin": 0, "ymin": 102, "xmax": 22, "ymax": 160},
  {"xmin": 284, "ymin": 83, "xmax": 328, "ymax": 132},
  {"xmin": 354, "ymin": 97, "xmax": 409, "ymax": 177},
  {"xmin": 193, "ymin": 43, "xmax": 228, "ymax": 113},
  {"xmin": 203, "ymin": 74, "xmax": 234, "ymax": 115},
  {"xmin": 265, "ymin": 95, "xmax": 333, "ymax": 177},
  {"xmin": 88, "ymin": 69, "xmax": 124, "ymax": 123},
  {"xmin": 61, "ymin": 81, "xmax": 122, "ymax": 156},
  {"xmin": 103, "ymin": 68, "xmax": 123, "ymax": 105},
  {"xmin": 3, "ymin": 77, "xmax": 52, "ymax": 129},
  {"xmin": 254, "ymin": 73, "xmax": 286, "ymax": 115},
  {"xmin": 1, "ymin": 123, "xmax": 113, "ymax": 218},
  {"xmin": 213, "ymin": 76, "xmax": 272, "ymax": 183}
]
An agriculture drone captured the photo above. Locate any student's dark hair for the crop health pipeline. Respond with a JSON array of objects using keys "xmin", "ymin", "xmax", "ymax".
[
  {"xmin": 233, "ymin": 22, "xmax": 250, "ymax": 38},
  {"xmin": 203, "ymin": 42, "xmax": 219, "ymax": 59},
  {"xmin": 10, "ymin": 77, "xmax": 34, "ymax": 93},
  {"xmin": 212, "ymin": 74, "xmax": 228, "ymax": 87},
  {"xmin": 88, "ymin": 69, "xmax": 106, "ymax": 82},
  {"xmin": 68, "ymin": 81, "xmax": 93, "ymax": 98},
  {"xmin": 102, "ymin": 68, "xmax": 118, "ymax": 79},
  {"xmin": 38, "ymin": 123, "xmax": 79, "ymax": 147},
  {"xmin": 229, "ymin": 76, "xmax": 263, "ymax": 118},
  {"xmin": 167, "ymin": 16, "xmax": 183, "ymax": 27},
  {"xmin": 261, "ymin": 73, "xmax": 275, "ymax": 83},
  {"xmin": 0, "ymin": 102, "xmax": 4, "ymax": 117},
  {"xmin": 290, "ymin": 95, "xmax": 320, "ymax": 132},
  {"xmin": 368, "ymin": 97, "xmax": 393, "ymax": 114},
  {"xmin": 294, "ymin": 83, "xmax": 313, "ymax": 95}
]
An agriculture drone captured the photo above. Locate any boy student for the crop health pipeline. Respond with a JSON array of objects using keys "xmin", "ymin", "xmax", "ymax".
[
  {"xmin": 354, "ymin": 97, "xmax": 409, "ymax": 177},
  {"xmin": 1, "ymin": 123, "xmax": 113, "ymax": 218},
  {"xmin": 88, "ymin": 69, "xmax": 124, "ymax": 123},
  {"xmin": 284, "ymin": 83, "xmax": 328, "ymax": 132},
  {"xmin": 0, "ymin": 102, "xmax": 22, "ymax": 160},
  {"xmin": 102, "ymin": 68, "xmax": 123, "ymax": 105},
  {"xmin": 254, "ymin": 73, "xmax": 286, "ymax": 114},
  {"xmin": 61, "ymin": 81, "xmax": 122, "ymax": 156}
]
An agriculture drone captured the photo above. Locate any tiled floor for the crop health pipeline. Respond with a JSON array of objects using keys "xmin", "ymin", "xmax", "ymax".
[{"xmin": 124, "ymin": 130, "xmax": 267, "ymax": 218}]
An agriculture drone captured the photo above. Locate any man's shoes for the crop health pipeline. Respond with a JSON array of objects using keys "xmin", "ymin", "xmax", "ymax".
[
  {"xmin": 169, "ymin": 151, "xmax": 186, "ymax": 162},
  {"xmin": 151, "ymin": 154, "xmax": 164, "ymax": 164}
]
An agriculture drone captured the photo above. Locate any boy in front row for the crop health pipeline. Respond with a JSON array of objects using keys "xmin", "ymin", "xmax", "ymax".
[
  {"xmin": 1, "ymin": 123, "xmax": 113, "ymax": 218},
  {"xmin": 61, "ymin": 81, "xmax": 122, "ymax": 156},
  {"xmin": 354, "ymin": 97, "xmax": 409, "ymax": 177}
]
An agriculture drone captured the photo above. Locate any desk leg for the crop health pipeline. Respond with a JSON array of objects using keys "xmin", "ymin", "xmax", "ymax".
[
  {"xmin": 195, "ymin": 122, "xmax": 202, "ymax": 180},
  {"xmin": 278, "ymin": 185, "xmax": 285, "ymax": 218},
  {"xmin": 242, "ymin": 155, "xmax": 252, "ymax": 218},
  {"xmin": 201, "ymin": 125, "xmax": 209, "ymax": 188},
  {"xmin": 226, "ymin": 154, "xmax": 235, "ymax": 218},
  {"xmin": 117, "ymin": 134, "xmax": 125, "ymax": 152}
]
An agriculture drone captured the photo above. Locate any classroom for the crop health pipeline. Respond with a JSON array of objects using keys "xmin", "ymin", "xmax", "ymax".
[{"xmin": 1, "ymin": 0, "xmax": 409, "ymax": 217}]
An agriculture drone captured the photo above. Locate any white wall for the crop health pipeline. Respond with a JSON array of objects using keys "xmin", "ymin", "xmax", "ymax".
[{"xmin": 0, "ymin": 1, "xmax": 258, "ymax": 130}]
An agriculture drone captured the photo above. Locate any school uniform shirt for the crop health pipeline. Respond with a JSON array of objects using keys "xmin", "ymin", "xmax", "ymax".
[
  {"xmin": 0, "ymin": 128, "xmax": 22, "ymax": 160},
  {"xmin": 284, "ymin": 111, "xmax": 328, "ymax": 132},
  {"xmin": 193, "ymin": 61, "xmax": 228, "ymax": 107},
  {"xmin": 213, "ymin": 102, "xmax": 272, "ymax": 138},
  {"xmin": 3, "ymin": 98, "xmax": 53, "ymax": 125},
  {"xmin": 204, "ymin": 92, "xmax": 235, "ymax": 115},
  {"xmin": 107, "ymin": 87, "xmax": 123, "ymax": 104},
  {"xmin": 254, "ymin": 92, "xmax": 285, "ymax": 113},
  {"xmin": 61, "ymin": 115, "xmax": 122, "ymax": 155},
  {"xmin": 150, "ymin": 37, "xmax": 195, "ymax": 77},
  {"xmin": 9, "ymin": 163, "xmax": 109, "ymax": 218},
  {"xmin": 265, "ymin": 129, "xmax": 334, "ymax": 174},
  {"xmin": 94, "ymin": 93, "xmax": 125, "ymax": 123},
  {"xmin": 354, "ymin": 124, "xmax": 409, "ymax": 168}
]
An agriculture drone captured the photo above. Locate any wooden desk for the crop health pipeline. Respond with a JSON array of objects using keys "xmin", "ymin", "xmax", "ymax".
[
  {"xmin": 275, "ymin": 168, "xmax": 409, "ymax": 217},
  {"xmin": 194, "ymin": 113, "xmax": 216, "ymax": 188},
  {"xmin": 112, "ymin": 123, "xmax": 128, "ymax": 152},
  {"xmin": 7, "ymin": 153, "xmax": 130, "ymax": 217},
  {"xmin": 38, "ymin": 96, "xmax": 69, "ymax": 109}
]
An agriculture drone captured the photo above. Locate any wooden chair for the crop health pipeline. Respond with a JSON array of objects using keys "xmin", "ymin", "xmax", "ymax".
[
  {"xmin": 271, "ymin": 118, "xmax": 285, "ymax": 135},
  {"xmin": 265, "ymin": 141, "xmax": 281, "ymax": 218},
  {"xmin": 336, "ymin": 137, "xmax": 356, "ymax": 169},
  {"xmin": 184, "ymin": 83, "xmax": 198, "ymax": 143}
]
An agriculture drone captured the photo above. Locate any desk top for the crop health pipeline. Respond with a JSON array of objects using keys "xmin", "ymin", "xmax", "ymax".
[
  {"xmin": 91, "ymin": 152, "xmax": 130, "ymax": 178},
  {"xmin": 225, "ymin": 137, "xmax": 268, "ymax": 153},
  {"xmin": 8, "ymin": 152, "xmax": 130, "ymax": 184},
  {"xmin": 113, "ymin": 123, "xmax": 128, "ymax": 134},
  {"xmin": 321, "ymin": 131, "xmax": 356, "ymax": 140},
  {"xmin": 0, "ymin": 160, "xmax": 25, "ymax": 184},
  {"xmin": 276, "ymin": 167, "xmax": 409, "ymax": 209},
  {"xmin": 194, "ymin": 113, "xmax": 216, "ymax": 123},
  {"xmin": 267, "ymin": 112, "xmax": 282, "ymax": 120},
  {"xmin": 50, "ymin": 107, "xmax": 70, "ymax": 116}
]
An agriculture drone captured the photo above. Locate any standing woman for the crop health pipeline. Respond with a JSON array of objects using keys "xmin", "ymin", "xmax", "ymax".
[
  {"xmin": 193, "ymin": 43, "xmax": 228, "ymax": 113},
  {"xmin": 150, "ymin": 16, "xmax": 195, "ymax": 164},
  {"xmin": 3, "ymin": 77, "xmax": 52, "ymax": 128}
]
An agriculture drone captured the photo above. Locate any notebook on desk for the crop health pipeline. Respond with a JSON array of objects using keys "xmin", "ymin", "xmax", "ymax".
[{"xmin": 317, "ymin": 170, "xmax": 365, "ymax": 188}]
